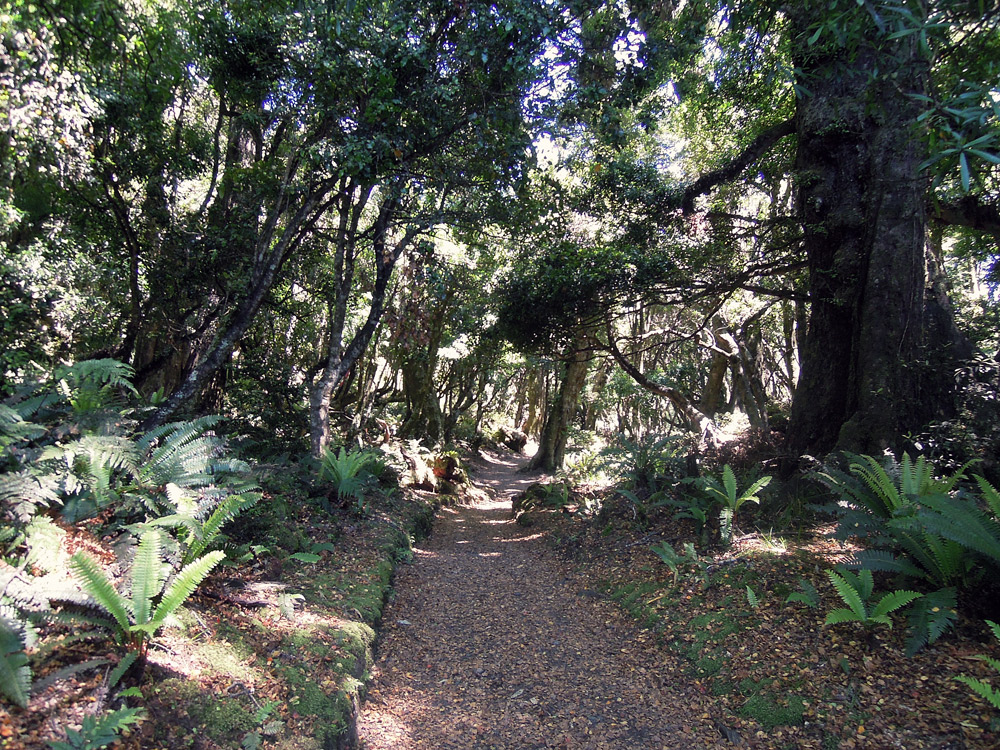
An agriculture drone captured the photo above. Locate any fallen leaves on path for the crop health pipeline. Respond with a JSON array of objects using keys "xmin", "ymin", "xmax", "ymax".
[
  {"xmin": 358, "ymin": 455, "xmax": 730, "ymax": 749},
  {"xmin": 359, "ymin": 452, "xmax": 1000, "ymax": 750}
]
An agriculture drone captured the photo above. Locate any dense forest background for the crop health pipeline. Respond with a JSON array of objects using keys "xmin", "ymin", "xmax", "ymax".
[
  {"xmin": 4, "ymin": 1, "xmax": 1000, "ymax": 747},
  {"xmin": 3, "ymin": 0, "xmax": 999, "ymax": 471}
]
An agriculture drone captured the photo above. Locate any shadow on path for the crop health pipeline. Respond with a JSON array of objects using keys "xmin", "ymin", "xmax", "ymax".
[{"xmin": 356, "ymin": 451, "xmax": 725, "ymax": 750}]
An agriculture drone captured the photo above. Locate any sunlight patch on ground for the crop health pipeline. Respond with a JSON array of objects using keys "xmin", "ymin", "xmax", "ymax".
[{"xmin": 495, "ymin": 532, "xmax": 544, "ymax": 543}]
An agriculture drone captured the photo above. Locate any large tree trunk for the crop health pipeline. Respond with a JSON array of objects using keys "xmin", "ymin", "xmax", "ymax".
[
  {"xmin": 528, "ymin": 337, "xmax": 591, "ymax": 472},
  {"xmin": 786, "ymin": 7, "xmax": 959, "ymax": 456}
]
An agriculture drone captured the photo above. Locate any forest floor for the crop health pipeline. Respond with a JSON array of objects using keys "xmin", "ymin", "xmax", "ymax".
[
  {"xmin": 357, "ymin": 450, "xmax": 1000, "ymax": 750},
  {"xmin": 9, "ymin": 446, "xmax": 1000, "ymax": 749}
]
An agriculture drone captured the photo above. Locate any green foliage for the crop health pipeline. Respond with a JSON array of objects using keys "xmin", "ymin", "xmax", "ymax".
[
  {"xmin": 0, "ymin": 614, "xmax": 31, "ymax": 708},
  {"xmin": 650, "ymin": 540, "xmax": 699, "ymax": 587},
  {"xmin": 821, "ymin": 454, "xmax": 1000, "ymax": 648},
  {"xmin": 70, "ymin": 529, "xmax": 224, "ymax": 655},
  {"xmin": 955, "ymin": 620, "xmax": 1000, "ymax": 711},
  {"xmin": 785, "ymin": 579, "xmax": 821, "ymax": 609},
  {"xmin": 697, "ymin": 465, "xmax": 771, "ymax": 545},
  {"xmin": 824, "ymin": 568, "xmax": 921, "ymax": 634},
  {"xmin": 599, "ymin": 434, "xmax": 686, "ymax": 492},
  {"xmin": 905, "ymin": 587, "xmax": 959, "ymax": 657},
  {"xmin": 47, "ymin": 707, "xmax": 145, "ymax": 750},
  {"xmin": 318, "ymin": 447, "xmax": 380, "ymax": 514}
]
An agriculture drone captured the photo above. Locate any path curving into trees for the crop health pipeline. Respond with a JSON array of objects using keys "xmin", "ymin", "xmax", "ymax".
[{"xmin": 357, "ymin": 451, "xmax": 728, "ymax": 749}]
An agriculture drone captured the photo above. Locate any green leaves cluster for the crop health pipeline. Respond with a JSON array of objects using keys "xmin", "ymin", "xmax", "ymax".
[
  {"xmin": 820, "ymin": 452, "xmax": 1000, "ymax": 653},
  {"xmin": 70, "ymin": 530, "xmax": 224, "ymax": 655},
  {"xmin": 955, "ymin": 620, "xmax": 1000, "ymax": 711},
  {"xmin": 1, "ymin": 360, "xmax": 260, "ymax": 703},
  {"xmin": 824, "ymin": 568, "xmax": 921, "ymax": 633},
  {"xmin": 695, "ymin": 465, "xmax": 771, "ymax": 546}
]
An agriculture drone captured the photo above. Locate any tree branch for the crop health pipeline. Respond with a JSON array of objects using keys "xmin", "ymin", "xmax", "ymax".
[
  {"xmin": 680, "ymin": 118, "xmax": 796, "ymax": 214},
  {"xmin": 930, "ymin": 195, "xmax": 1000, "ymax": 241}
]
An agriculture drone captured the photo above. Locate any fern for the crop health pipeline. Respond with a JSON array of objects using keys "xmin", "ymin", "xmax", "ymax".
[
  {"xmin": 698, "ymin": 465, "xmax": 771, "ymax": 545},
  {"xmin": 47, "ymin": 706, "xmax": 144, "ymax": 750},
  {"xmin": 71, "ymin": 529, "xmax": 224, "ymax": 655},
  {"xmin": 785, "ymin": 578, "xmax": 821, "ymax": 609},
  {"xmin": 0, "ymin": 615, "xmax": 31, "ymax": 708},
  {"xmin": 319, "ymin": 447, "xmax": 377, "ymax": 505},
  {"xmin": 180, "ymin": 485, "xmax": 260, "ymax": 564},
  {"xmin": 650, "ymin": 540, "xmax": 698, "ymax": 587},
  {"xmin": 906, "ymin": 587, "xmax": 959, "ymax": 656},
  {"xmin": 955, "ymin": 620, "xmax": 1000, "ymax": 711},
  {"xmin": 825, "ymin": 568, "xmax": 921, "ymax": 633}
]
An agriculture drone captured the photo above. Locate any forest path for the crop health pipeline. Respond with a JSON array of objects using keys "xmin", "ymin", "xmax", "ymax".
[{"xmin": 356, "ymin": 450, "xmax": 728, "ymax": 750}]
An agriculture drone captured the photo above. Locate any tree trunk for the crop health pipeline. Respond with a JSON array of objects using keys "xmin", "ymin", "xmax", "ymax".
[
  {"xmin": 786, "ymin": 7, "xmax": 958, "ymax": 456},
  {"xmin": 528, "ymin": 338, "xmax": 591, "ymax": 472},
  {"xmin": 399, "ymin": 353, "xmax": 445, "ymax": 443}
]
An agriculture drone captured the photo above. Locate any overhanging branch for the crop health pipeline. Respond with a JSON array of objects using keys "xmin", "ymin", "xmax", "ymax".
[{"xmin": 680, "ymin": 118, "xmax": 796, "ymax": 215}]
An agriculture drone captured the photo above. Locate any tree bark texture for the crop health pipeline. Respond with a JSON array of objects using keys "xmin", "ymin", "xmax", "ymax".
[{"xmin": 786, "ymin": 10, "xmax": 960, "ymax": 456}]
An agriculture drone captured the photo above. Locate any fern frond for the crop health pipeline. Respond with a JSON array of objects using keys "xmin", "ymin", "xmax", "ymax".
[
  {"xmin": 0, "ymin": 471, "xmax": 61, "ymax": 523},
  {"xmin": 955, "ymin": 675, "xmax": 1000, "ymax": 709},
  {"xmin": 108, "ymin": 651, "xmax": 140, "ymax": 689},
  {"xmin": 0, "ymin": 616, "xmax": 30, "ymax": 708},
  {"xmin": 850, "ymin": 454, "xmax": 904, "ymax": 515},
  {"xmin": 721, "ymin": 465, "xmax": 737, "ymax": 504},
  {"xmin": 871, "ymin": 590, "xmax": 922, "ymax": 620},
  {"xmin": 57, "ymin": 359, "xmax": 138, "ymax": 394},
  {"xmin": 183, "ymin": 489, "xmax": 260, "ymax": 563},
  {"xmin": 917, "ymin": 494, "xmax": 1000, "ymax": 565},
  {"xmin": 69, "ymin": 553, "xmax": 131, "ymax": 635},
  {"xmin": 131, "ymin": 531, "xmax": 165, "ymax": 627},
  {"xmin": 976, "ymin": 476, "xmax": 1000, "ymax": 519},
  {"xmin": 848, "ymin": 549, "xmax": 924, "ymax": 580},
  {"xmin": 828, "ymin": 569, "xmax": 867, "ymax": 618},
  {"xmin": 142, "ymin": 550, "xmax": 224, "ymax": 633},
  {"xmin": 825, "ymin": 608, "xmax": 863, "ymax": 626},
  {"xmin": 785, "ymin": 579, "xmax": 820, "ymax": 608}
]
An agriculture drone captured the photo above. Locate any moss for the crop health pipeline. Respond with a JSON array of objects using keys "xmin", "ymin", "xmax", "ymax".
[
  {"xmin": 151, "ymin": 677, "xmax": 256, "ymax": 744},
  {"xmin": 279, "ymin": 664, "xmax": 351, "ymax": 745},
  {"xmin": 738, "ymin": 693, "xmax": 807, "ymax": 730}
]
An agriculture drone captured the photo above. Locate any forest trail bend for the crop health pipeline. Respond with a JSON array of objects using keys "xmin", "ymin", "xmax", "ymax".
[{"xmin": 356, "ymin": 451, "xmax": 727, "ymax": 750}]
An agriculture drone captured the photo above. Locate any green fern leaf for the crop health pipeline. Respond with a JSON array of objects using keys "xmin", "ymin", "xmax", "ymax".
[
  {"xmin": 184, "ymin": 489, "xmax": 260, "ymax": 563},
  {"xmin": 827, "ymin": 569, "xmax": 867, "ymax": 619},
  {"xmin": 975, "ymin": 476, "xmax": 1000, "ymax": 519},
  {"xmin": 0, "ymin": 617, "xmax": 30, "ymax": 708},
  {"xmin": 871, "ymin": 590, "xmax": 922, "ymax": 620},
  {"xmin": 785, "ymin": 579, "xmax": 820, "ymax": 608},
  {"xmin": 955, "ymin": 675, "xmax": 1000, "ymax": 709},
  {"xmin": 722, "ymin": 465, "xmax": 737, "ymax": 504},
  {"xmin": 108, "ymin": 651, "xmax": 140, "ymax": 689},
  {"xmin": 70, "ymin": 552, "xmax": 132, "ymax": 636},
  {"xmin": 142, "ymin": 551, "xmax": 224, "ymax": 633},
  {"xmin": 825, "ymin": 608, "xmax": 863, "ymax": 626},
  {"xmin": 977, "ymin": 655, "xmax": 1000, "ymax": 672},
  {"xmin": 740, "ymin": 475, "xmax": 771, "ymax": 504},
  {"xmin": 131, "ymin": 531, "xmax": 165, "ymax": 627},
  {"xmin": 987, "ymin": 620, "xmax": 1000, "ymax": 642}
]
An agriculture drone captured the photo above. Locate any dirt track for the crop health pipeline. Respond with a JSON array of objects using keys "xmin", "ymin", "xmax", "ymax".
[{"xmin": 357, "ymin": 451, "xmax": 726, "ymax": 749}]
